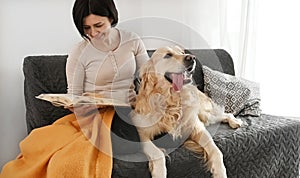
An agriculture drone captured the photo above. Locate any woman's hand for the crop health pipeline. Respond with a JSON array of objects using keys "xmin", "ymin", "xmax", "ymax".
[
  {"xmin": 64, "ymin": 92, "xmax": 106, "ymax": 113},
  {"xmin": 65, "ymin": 104, "xmax": 99, "ymax": 116}
]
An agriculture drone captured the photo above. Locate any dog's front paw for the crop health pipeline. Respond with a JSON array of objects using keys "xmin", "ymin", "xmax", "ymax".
[
  {"xmin": 149, "ymin": 159, "xmax": 167, "ymax": 178},
  {"xmin": 211, "ymin": 163, "xmax": 227, "ymax": 178},
  {"xmin": 229, "ymin": 118, "xmax": 243, "ymax": 129},
  {"xmin": 225, "ymin": 114, "xmax": 243, "ymax": 128},
  {"xmin": 213, "ymin": 171, "xmax": 227, "ymax": 178},
  {"xmin": 208, "ymin": 150, "xmax": 227, "ymax": 178}
]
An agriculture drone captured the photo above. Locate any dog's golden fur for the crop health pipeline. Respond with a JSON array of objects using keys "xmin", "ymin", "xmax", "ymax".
[{"xmin": 131, "ymin": 46, "xmax": 242, "ymax": 178}]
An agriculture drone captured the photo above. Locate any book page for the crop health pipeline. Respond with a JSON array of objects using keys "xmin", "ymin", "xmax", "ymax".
[{"xmin": 36, "ymin": 93, "xmax": 130, "ymax": 107}]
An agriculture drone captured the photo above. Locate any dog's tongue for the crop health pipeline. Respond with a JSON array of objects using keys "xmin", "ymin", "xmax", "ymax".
[{"xmin": 171, "ymin": 73, "xmax": 184, "ymax": 91}]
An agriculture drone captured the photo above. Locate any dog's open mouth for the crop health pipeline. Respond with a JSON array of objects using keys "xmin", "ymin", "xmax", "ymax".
[{"xmin": 164, "ymin": 67, "xmax": 194, "ymax": 91}]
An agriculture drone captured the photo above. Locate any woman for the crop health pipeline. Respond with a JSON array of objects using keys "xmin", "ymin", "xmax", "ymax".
[{"xmin": 0, "ymin": 0, "xmax": 149, "ymax": 177}]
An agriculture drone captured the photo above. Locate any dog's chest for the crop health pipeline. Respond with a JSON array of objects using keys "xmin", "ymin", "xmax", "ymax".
[
  {"xmin": 151, "ymin": 87, "xmax": 199, "ymax": 108},
  {"xmin": 179, "ymin": 86, "xmax": 199, "ymax": 107}
]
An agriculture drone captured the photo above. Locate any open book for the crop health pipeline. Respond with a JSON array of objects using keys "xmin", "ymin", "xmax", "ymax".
[{"xmin": 36, "ymin": 93, "xmax": 130, "ymax": 107}]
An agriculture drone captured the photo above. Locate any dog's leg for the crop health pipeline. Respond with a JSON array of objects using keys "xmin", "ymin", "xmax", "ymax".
[
  {"xmin": 131, "ymin": 113, "xmax": 166, "ymax": 177},
  {"xmin": 199, "ymin": 101, "xmax": 243, "ymax": 128},
  {"xmin": 221, "ymin": 113, "xmax": 243, "ymax": 129},
  {"xmin": 190, "ymin": 120, "xmax": 227, "ymax": 178},
  {"xmin": 139, "ymin": 135, "xmax": 167, "ymax": 178}
]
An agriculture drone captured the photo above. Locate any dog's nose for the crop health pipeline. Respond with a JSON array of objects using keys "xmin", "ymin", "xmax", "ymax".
[
  {"xmin": 184, "ymin": 55, "xmax": 196, "ymax": 71},
  {"xmin": 184, "ymin": 55, "xmax": 196, "ymax": 61}
]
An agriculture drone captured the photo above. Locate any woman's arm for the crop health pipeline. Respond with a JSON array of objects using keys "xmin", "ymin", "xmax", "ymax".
[
  {"xmin": 134, "ymin": 37, "xmax": 149, "ymax": 71},
  {"xmin": 66, "ymin": 41, "xmax": 86, "ymax": 96}
]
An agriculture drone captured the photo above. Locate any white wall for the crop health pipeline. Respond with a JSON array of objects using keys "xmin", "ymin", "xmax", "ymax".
[
  {"xmin": 0, "ymin": 0, "xmax": 223, "ymax": 169},
  {"xmin": 116, "ymin": 0, "xmax": 221, "ymax": 49}
]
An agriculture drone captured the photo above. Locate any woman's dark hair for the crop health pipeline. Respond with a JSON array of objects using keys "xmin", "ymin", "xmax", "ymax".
[{"xmin": 72, "ymin": 0, "xmax": 118, "ymax": 39}]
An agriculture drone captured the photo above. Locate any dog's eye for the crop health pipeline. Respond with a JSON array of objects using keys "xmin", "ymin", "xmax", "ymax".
[{"xmin": 164, "ymin": 53, "xmax": 173, "ymax": 59}]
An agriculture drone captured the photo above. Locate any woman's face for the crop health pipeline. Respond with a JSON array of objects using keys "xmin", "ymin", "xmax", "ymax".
[{"xmin": 83, "ymin": 14, "xmax": 112, "ymax": 38}]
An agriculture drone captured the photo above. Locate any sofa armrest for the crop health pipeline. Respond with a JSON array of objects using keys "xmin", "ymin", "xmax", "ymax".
[{"xmin": 23, "ymin": 55, "xmax": 72, "ymax": 133}]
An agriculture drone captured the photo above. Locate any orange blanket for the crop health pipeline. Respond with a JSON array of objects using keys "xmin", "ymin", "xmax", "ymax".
[{"xmin": 0, "ymin": 107, "xmax": 115, "ymax": 178}]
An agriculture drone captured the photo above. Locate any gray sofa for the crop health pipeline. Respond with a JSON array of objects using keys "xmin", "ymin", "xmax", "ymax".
[{"xmin": 23, "ymin": 49, "xmax": 300, "ymax": 178}]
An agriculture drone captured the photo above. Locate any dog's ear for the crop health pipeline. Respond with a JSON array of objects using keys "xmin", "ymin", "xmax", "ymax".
[
  {"xmin": 135, "ymin": 60, "xmax": 158, "ymax": 114},
  {"xmin": 139, "ymin": 60, "xmax": 157, "ymax": 89}
]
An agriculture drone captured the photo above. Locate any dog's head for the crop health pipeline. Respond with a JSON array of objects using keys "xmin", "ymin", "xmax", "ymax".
[{"xmin": 140, "ymin": 46, "xmax": 196, "ymax": 91}]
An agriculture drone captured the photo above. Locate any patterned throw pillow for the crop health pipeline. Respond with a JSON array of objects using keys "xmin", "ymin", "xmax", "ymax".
[{"xmin": 203, "ymin": 66, "xmax": 261, "ymax": 116}]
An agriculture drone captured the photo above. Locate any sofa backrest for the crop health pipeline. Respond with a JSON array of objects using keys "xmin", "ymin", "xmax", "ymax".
[{"xmin": 23, "ymin": 49, "xmax": 234, "ymax": 133}]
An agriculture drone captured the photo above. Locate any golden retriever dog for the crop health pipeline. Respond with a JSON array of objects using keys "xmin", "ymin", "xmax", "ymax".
[{"xmin": 131, "ymin": 46, "xmax": 243, "ymax": 178}]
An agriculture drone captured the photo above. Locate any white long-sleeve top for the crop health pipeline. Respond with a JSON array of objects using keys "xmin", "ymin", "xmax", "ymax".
[{"xmin": 66, "ymin": 28, "xmax": 149, "ymax": 104}]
